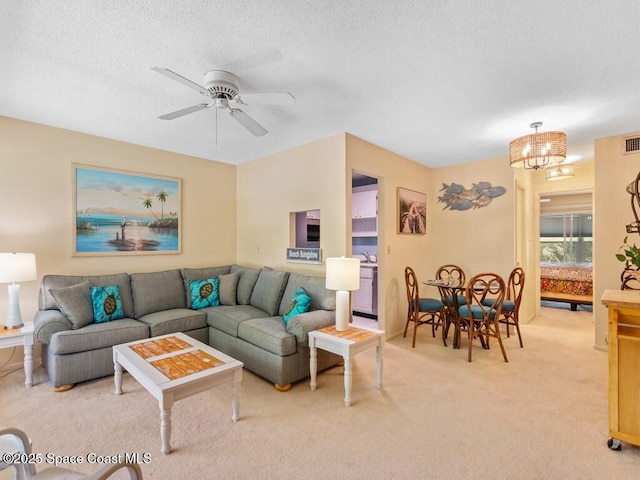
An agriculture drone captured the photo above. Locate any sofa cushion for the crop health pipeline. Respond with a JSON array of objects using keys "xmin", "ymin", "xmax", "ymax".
[
  {"xmin": 237, "ymin": 317, "xmax": 297, "ymax": 356},
  {"xmin": 283, "ymin": 287, "xmax": 312, "ymax": 325},
  {"xmin": 230, "ymin": 265, "xmax": 261, "ymax": 305},
  {"xmin": 250, "ymin": 268, "xmax": 290, "ymax": 316},
  {"xmin": 90, "ymin": 285, "xmax": 125, "ymax": 323},
  {"xmin": 48, "ymin": 319, "xmax": 149, "ymax": 355},
  {"xmin": 130, "ymin": 269, "xmax": 185, "ymax": 318},
  {"xmin": 181, "ymin": 266, "xmax": 231, "ymax": 308},
  {"xmin": 279, "ymin": 272, "xmax": 335, "ymax": 316},
  {"xmin": 219, "ymin": 272, "xmax": 240, "ymax": 306},
  {"xmin": 189, "ymin": 278, "xmax": 220, "ymax": 309},
  {"xmin": 40, "ymin": 273, "xmax": 134, "ymax": 319},
  {"xmin": 49, "ymin": 281, "xmax": 93, "ymax": 330},
  {"xmin": 205, "ymin": 304, "xmax": 269, "ymax": 337},
  {"xmin": 136, "ymin": 308, "xmax": 207, "ymax": 337}
]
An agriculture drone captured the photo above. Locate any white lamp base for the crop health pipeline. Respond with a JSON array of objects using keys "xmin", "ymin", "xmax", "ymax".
[
  {"xmin": 335, "ymin": 290, "xmax": 351, "ymax": 331},
  {"xmin": 5, "ymin": 283, "xmax": 23, "ymax": 330}
]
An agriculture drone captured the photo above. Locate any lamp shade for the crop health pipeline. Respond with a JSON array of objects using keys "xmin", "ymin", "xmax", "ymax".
[
  {"xmin": 326, "ymin": 257, "xmax": 360, "ymax": 291},
  {"xmin": 0, "ymin": 253, "xmax": 38, "ymax": 283}
]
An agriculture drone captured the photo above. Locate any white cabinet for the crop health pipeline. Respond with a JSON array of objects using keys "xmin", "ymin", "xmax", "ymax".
[
  {"xmin": 352, "ymin": 190, "xmax": 377, "ymax": 219},
  {"xmin": 353, "ymin": 267, "xmax": 375, "ymax": 315},
  {"xmin": 306, "ymin": 209, "xmax": 320, "ymax": 220},
  {"xmin": 352, "ymin": 189, "xmax": 378, "ymax": 237}
]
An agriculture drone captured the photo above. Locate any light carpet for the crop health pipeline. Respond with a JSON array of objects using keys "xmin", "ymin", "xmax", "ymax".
[{"xmin": 1, "ymin": 307, "xmax": 639, "ymax": 479}]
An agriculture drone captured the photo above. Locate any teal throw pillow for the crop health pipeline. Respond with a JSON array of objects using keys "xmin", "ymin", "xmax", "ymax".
[
  {"xmin": 90, "ymin": 285, "xmax": 124, "ymax": 323},
  {"xmin": 190, "ymin": 277, "xmax": 220, "ymax": 309},
  {"xmin": 283, "ymin": 287, "xmax": 312, "ymax": 325}
]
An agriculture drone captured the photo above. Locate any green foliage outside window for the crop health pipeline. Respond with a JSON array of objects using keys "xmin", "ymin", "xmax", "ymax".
[{"xmin": 540, "ymin": 213, "xmax": 593, "ymax": 264}]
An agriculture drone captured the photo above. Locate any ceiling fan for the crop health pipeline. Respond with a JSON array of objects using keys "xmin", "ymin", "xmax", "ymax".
[{"xmin": 151, "ymin": 67, "xmax": 295, "ymax": 137}]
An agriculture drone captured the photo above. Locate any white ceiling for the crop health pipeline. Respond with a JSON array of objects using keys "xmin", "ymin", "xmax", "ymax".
[{"xmin": 2, "ymin": 1, "xmax": 640, "ymax": 168}]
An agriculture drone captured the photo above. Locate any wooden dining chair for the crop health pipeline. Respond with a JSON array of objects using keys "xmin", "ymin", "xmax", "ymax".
[
  {"xmin": 435, "ymin": 264, "xmax": 466, "ymax": 346},
  {"xmin": 404, "ymin": 267, "xmax": 444, "ymax": 348},
  {"xmin": 458, "ymin": 272, "xmax": 508, "ymax": 362},
  {"xmin": 498, "ymin": 267, "xmax": 525, "ymax": 347}
]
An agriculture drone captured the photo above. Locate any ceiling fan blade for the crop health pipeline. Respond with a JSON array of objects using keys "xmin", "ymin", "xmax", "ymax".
[
  {"xmin": 229, "ymin": 108, "xmax": 267, "ymax": 136},
  {"xmin": 151, "ymin": 67, "xmax": 210, "ymax": 96},
  {"xmin": 158, "ymin": 103, "xmax": 210, "ymax": 120},
  {"xmin": 235, "ymin": 92, "xmax": 295, "ymax": 106}
]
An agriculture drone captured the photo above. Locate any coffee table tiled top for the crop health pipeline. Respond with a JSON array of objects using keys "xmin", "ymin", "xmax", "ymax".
[{"xmin": 129, "ymin": 335, "xmax": 226, "ymax": 380}]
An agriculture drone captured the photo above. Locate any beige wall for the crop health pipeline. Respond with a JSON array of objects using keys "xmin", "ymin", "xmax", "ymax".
[
  {"xmin": 594, "ymin": 133, "xmax": 640, "ymax": 349},
  {"xmin": 0, "ymin": 116, "xmax": 237, "ymax": 365},
  {"xmin": 236, "ymin": 134, "xmax": 347, "ymax": 275},
  {"xmin": 237, "ymin": 133, "xmax": 435, "ymax": 339},
  {"xmin": 346, "ymin": 134, "xmax": 432, "ymax": 338},
  {"xmin": 429, "ymin": 156, "xmax": 516, "ymax": 280}
]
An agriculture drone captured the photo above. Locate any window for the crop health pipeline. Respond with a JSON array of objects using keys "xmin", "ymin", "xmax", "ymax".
[{"xmin": 540, "ymin": 213, "xmax": 592, "ymax": 263}]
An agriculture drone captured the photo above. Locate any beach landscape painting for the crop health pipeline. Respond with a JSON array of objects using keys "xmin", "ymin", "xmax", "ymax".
[{"xmin": 74, "ymin": 165, "xmax": 181, "ymax": 255}]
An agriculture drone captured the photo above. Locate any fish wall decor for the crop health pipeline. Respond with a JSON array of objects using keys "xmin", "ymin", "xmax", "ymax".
[{"xmin": 437, "ymin": 181, "xmax": 506, "ymax": 211}]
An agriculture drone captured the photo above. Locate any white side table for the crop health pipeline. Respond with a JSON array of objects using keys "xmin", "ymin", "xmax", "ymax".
[
  {"xmin": 309, "ymin": 324, "xmax": 384, "ymax": 406},
  {"xmin": 0, "ymin": 323, "xmax": 35, "ymax": 387}
]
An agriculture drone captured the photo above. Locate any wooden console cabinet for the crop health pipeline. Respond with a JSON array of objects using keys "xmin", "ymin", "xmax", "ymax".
[{"xmin": 601, "ymin": 289, "xmax": 640, "ymax": 450}]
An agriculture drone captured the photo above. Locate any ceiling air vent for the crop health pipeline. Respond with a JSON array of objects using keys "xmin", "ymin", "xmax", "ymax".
[{"xmin": 623, "ymin": 135, "xmax": 640, "ymax": 155}]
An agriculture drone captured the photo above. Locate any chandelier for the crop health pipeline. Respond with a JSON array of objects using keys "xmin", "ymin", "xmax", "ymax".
[
  {"xmin": 509, "ymin": 122, "xmax": 566, "ymax": 170},
  {"xmin": 546, "ymin": 164, "xmax": 574, "ymax": 181}
]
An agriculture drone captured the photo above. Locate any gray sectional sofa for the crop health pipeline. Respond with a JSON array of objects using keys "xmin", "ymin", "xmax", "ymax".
[{"xmin": 33, "ymin": 264, "xmax": 342, "ymax": 391}]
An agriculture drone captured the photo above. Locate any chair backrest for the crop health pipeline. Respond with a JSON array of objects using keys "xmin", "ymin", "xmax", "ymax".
[
  {"xmin": 404, "ymin": 266, "xmax": 420, "ymax": 314},
  {"xmin": 465, "ymin": 272, "xmax": 506, "ymax": 318},
  {"xmin": 506, "ymin": 267, "xmax": 525, "ymax": 308},
  {"xmin": 436, "ymin": 264, "xmax": 466, "ymax": 285}
]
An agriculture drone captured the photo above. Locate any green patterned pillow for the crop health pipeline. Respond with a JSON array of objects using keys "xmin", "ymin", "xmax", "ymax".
[
  {"xmin": 283, "ymin": 287, "xmax": 312, "ymax": 325},
  {"xmin": 190, "ymin": 278, "xmax": 220, "ymax": 309},
  {"xmin": 90, "ymin": 285, "xmax": 125, "ymax": 323}
]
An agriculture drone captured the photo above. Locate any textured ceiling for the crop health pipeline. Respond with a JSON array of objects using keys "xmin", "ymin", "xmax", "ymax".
[{"xmin": 2, "ymin": 1, "xmax": 640, "ymax": 168}]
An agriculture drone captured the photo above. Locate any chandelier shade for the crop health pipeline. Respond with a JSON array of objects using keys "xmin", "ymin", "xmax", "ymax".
[{"xmin": 509, "ymin": 122, "xmax": 566, "ymax": 170}]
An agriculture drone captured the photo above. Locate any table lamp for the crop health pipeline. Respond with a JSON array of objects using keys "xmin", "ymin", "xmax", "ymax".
[
  {"xmin": 326, "ymin": 257, "xmax": 360, "ymax": 331},
  {"xmin": 0, "ymin": 253, "xmax": 38, "ymax": 329}
]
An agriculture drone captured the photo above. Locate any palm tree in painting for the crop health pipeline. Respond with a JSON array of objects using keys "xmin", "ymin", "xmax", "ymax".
[
  {"xmin": 156, "ymin": 190, "xmax": 168, "ymax": 220},
  {"xmin": 142, "ymin": 197, "xmax": 160, "ymax": 220}
]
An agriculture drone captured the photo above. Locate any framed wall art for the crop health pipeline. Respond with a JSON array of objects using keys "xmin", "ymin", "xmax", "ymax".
[
  {"xmin": 398, "ymin": 187, "xmax": 426, "ymax": 234},
  {"xmin": 74, "ymin": 164, "xmax": 181, "ymax": 256}
]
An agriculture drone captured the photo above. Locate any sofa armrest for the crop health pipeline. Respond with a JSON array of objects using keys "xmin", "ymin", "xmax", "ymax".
[
  {"xmin": 286, "ymin": 309, "xmax": 335, "ymax": 347},
  {"xmin": 33, "ymin": 310, "xmax": 72, "ymax": 345}
]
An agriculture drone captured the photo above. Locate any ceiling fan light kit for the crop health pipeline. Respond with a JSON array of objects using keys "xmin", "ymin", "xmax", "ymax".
[
  {"xmin": 509, "ymin": 121, "xmax": 567, "ymax": 170},
  {"xmin": 152, "ymin": 67, "xmax": 294, "ymax": 139}
]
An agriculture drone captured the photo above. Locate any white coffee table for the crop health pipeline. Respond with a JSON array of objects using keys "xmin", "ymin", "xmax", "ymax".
[
  {"xmin": 0, "ymin": 323, "xmax": 34, "ymax": 387},
  {"xmin": 113, "ymin": 333, "xmax": 243, "ymax": 454},
  {"xmin": 309, "ymin": 324, "xmax": 384, "ymax": 407}
]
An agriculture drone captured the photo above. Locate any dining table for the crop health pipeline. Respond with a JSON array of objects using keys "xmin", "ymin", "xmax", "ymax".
[{"xmin": 423, "ymin": 278, "xmax": 467, "ymax": 349}]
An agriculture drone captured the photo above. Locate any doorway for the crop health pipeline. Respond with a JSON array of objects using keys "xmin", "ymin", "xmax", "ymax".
[
  {"xmin": 539, "ymin": 190, "xmax": 593, "ymax": 311},
  {"xmin": 352, "ymin": 172, "xmax": 379, "ymax": 328}
]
